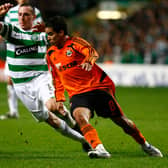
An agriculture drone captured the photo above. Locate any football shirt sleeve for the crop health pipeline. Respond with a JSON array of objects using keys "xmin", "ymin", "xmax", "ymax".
[{"xmin": 73, "ymin": 37, "xmax": 99, "ymax": 65}]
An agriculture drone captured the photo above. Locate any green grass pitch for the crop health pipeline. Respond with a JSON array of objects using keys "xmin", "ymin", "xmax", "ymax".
[{"xmin": 0, "ymin": 82, "xmax": 168, "ymax": 168}]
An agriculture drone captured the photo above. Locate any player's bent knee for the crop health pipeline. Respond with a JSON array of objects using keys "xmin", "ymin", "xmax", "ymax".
[
  {"xmin": 73, "ymin": 109, "xmax": 90, "ymax": 126},
  {"xmin": 45, "ymin": 98, "xmax": 57, "ymax": 112},
  {"xmin": 32, "ymin": 110, "xmax": 49, "ymax": 122}
]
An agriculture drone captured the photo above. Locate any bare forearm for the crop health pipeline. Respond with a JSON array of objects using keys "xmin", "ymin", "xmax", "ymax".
[
  {"xmin": 0, "ymin": 3, "xmax": 13, "ymax": 16},
  {"xmin": 0, "ymin": 3, "xmax": 13, "ymax": 32}
]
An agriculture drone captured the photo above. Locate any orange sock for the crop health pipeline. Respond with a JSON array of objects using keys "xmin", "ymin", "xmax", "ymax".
[{"xmin": 80, "ymin": 124, "xmax": 102, "ymax": 148}]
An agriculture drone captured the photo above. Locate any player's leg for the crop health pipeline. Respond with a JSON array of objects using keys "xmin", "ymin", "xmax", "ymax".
[
  {"xmin": 73, "ymin": 107, "xmax": 101, "ymax": 147},
  {"xmin": 73, "ymin": 107, "xmax": 111, "ymax": 158},
  {"xmin": 52, "ymin": 103, "xmax": 76, "ymax": 127},
  {"xmin": 108, "ymin": 93, "xmax": 163, "ymax": 157},
  {"xmin": 0, "ymin": 77, "xmax": 19, "ymax": 119},
  {"xmin": 6, "ymin": 77, "xmax": 19, "ymax": 118},
  {"xmin": 43, "ymin": 97, "xmax": 86, "ymax": 143},
  {"xmin": 36, "ymin": 73, "xmax": 90, "ymax": 146},
  {"xmin": 13, "ymin": 77, "xmax": 90, "ymax": 149},
  {"xmin": 45, "ymin": 105, "xmax": 86, "ymax": 144},
  {"xmin": 0, "ymin": 63, "xmax": 19, "ymax": 119},
  {"xmin": 71, "ymin": 92, "xmax": 111, "ymax": 158},
  {"xmin": 112, "ymin": 115, "xmax": 163, "ymax": 157},
  {"xmin": 72, "ymin": 122, "xmax": 92, "ymax": 152}
]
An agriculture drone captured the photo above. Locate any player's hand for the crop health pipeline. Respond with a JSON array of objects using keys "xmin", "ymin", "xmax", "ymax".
[
  {"xmin": 0, "ymin": 3, "xmax": 13, "ymax": 16},
  {"xmin": 32, "ymin": 22, "xmax": 45, "ymax": 32},
  {"xmin": 56, "ymin": 102, "xmax": 66, "ymax": 116},
  {"xmin": 79, "ymin": 62, "xmax": 93, "ymax": 71}
]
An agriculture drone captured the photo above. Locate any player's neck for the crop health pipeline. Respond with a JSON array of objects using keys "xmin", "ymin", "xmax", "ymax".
[{"xmin": 57, "ymin": 35, "xmax": 69, "ymax": 49}]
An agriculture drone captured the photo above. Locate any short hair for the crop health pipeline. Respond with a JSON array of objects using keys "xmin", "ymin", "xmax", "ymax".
[
  {"xmin": 19, "ymin": 3, "xmax": 35, "ymax": 14},
  {"xmin": 45, "ymin": 16, "xmax": 68, "ymax": 35}
]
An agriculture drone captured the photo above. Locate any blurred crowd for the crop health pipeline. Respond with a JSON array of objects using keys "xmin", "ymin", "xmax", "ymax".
[
  {"xmin": 1, "ymin": 0, "xmax": 168, "ymax": 64},
  {"xmin": 71, "ymin": 0, "xmax": 168, "ymax": 64}
]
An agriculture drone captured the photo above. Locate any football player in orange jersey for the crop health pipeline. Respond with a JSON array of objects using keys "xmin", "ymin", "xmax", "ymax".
[{"xmin": 45, "ymin": 16, "xmax": 163, "ymax": 158}]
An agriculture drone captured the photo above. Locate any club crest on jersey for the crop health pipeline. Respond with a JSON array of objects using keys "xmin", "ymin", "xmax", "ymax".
[
  {"xmin": 31, "ymin": 34, "xmax": 40, "ymax": 41},
  {"xmin": 66, "ymin": 49, "xmax": 73, "ymax": 57}
]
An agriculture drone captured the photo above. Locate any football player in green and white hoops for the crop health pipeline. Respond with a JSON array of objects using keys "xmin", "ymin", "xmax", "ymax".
[
  {"xmin": 0, "ymin": 3, "xmax": 90, "ymax": 152},
  {"xmin": 1, "ymin": 0, "xmax": 43, "ymax": 119}
]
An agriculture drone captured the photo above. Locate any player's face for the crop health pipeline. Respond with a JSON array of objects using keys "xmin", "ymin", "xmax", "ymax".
[
  {"xmin": 45, "ymin": 27, "xmax": 64, "ymax": 46},
  {"xmin": 18, "ymin": 6, "xmax": 35, "ymax": 30}
]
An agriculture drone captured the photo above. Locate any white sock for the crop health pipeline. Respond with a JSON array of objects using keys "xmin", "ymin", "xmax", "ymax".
[
  {"xmin": 7, "ymin": 85, "xmax": 18, "ymax": 115},
  {"xmin": 57, "ymin": 119, "xmax": 85, "ymax": 144},
  {"xmin": 142, "ymin": 141, "xmax": 150, "ymax": 148}
]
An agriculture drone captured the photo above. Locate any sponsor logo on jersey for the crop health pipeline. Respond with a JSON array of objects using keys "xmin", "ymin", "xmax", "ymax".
[
  {"xmin": 55, "ymin": 61, "xmax": 77, "ymax": 71},
  {"xmin": 15, "ymin": 45, "xmax": 38, "ymax": 56}
]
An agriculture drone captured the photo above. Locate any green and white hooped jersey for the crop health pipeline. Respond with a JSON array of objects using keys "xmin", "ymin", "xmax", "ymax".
[
  {"xmin": 4, "ymin": 5, "xmax": 43, "ymax": 26},
  {"xmin": 0, "ymin": 22, "xmax": 48, "ymax": 84}
]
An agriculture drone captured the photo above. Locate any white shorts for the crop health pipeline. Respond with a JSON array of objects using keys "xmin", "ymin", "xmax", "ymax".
[
  {"xmin": 14, "ymin": 72, "xmax": 55, "ymax": 121},
  {"xmin": 4, "ymin": 62, "xmax": 9, "ymax": 76}
]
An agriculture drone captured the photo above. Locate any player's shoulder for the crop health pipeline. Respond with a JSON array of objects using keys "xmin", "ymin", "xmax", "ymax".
[
  {"xmin": 71, "ymin": 36, "xmax": 90, "ymax": 47},
  {"xmin": 34, "ymin": 7, "xmax": 41, "ymax": 14},
  {"xmin": 48, "ymin": 45, "xmax": 56, "ymax": 51}
]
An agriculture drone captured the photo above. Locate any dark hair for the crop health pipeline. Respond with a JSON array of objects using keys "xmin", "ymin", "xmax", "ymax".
[
  {"xmin": 19, "ymin": 3, "xmax": 35, "ymax": 14},
  {"xmin": 45, "ymin": 16, "xmax": 68, "ymax": 35}
]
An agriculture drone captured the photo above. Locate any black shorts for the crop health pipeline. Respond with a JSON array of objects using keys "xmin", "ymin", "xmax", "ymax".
[{"xmin": 70, "ymin": 89, "xmax": 123, "ymax": 118}]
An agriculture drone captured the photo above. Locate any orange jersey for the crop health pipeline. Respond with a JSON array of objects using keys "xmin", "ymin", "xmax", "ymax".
[{"xmin": 46, "ymin": 36, "xmax": 115, "ymax": 101}]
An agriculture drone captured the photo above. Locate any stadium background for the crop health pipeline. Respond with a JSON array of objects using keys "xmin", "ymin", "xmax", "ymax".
[
  {"xmin": 0, "ymin": 0, "xmax": 168, "ymax": 85},
  {"xmin": 0, "ymin": 1, "xmax": 167, "ymax": 167},
  {"xmin": 1, "ymin": 0, "xmax": 168, "ymax": 64}
]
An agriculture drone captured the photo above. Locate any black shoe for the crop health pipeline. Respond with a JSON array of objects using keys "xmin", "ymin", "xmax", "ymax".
[{"xmin": 82, "ymin": 142, "xmax": 92, "ymax": 152}]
